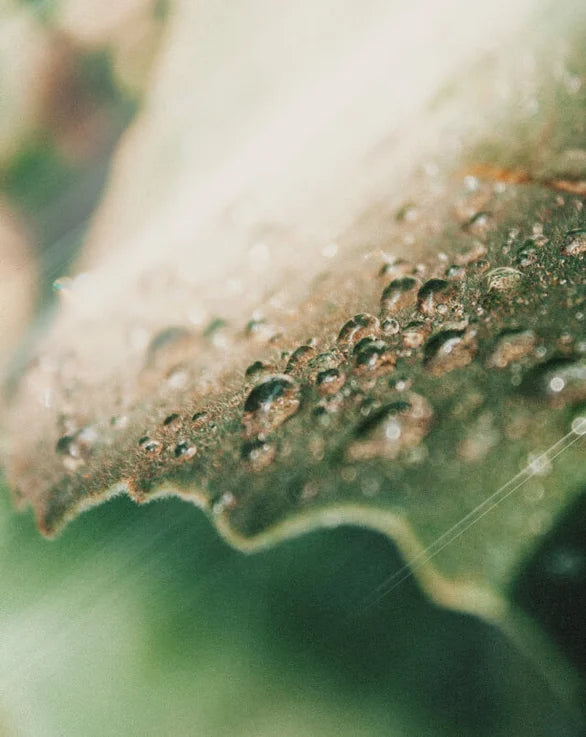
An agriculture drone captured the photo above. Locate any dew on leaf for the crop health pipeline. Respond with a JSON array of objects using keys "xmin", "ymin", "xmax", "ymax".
[
  {"xmin": 423, "ymin": 327, "xmax": 478, "ymax": 375},
  {"xmin": 380, "ymin": 277, "xmax": 419, "ymax": 316},
  {"xmin": 242, "ymin": 374, "xmax": 301, "ymax": 437}
]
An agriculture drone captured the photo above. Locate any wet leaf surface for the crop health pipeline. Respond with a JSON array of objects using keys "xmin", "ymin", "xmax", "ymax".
[{"xmin": 1, "ymin": 0, "xmax": 585, "ymax": 705}]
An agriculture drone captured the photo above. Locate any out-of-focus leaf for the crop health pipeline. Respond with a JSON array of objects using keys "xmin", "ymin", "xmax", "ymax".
[{"xmin": 2, "ymin": 0, "xmax": 585, "ymax": 704}]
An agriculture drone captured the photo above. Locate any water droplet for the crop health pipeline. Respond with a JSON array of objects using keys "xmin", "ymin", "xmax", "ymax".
[
  {"xmin": 245, "ymin": 360, "xmax": 276, "ymax": 382},
  {"xmin": 514, "ymin": 240, "xmax": 539, "ymax": 268},
  {"xmin": 402, "ymin": 320, "xmax": 431, "ymax": 349},
  {"xmin": 347, "ymin": 393, "xmax": 433, "ymax": 460},
  {"xmin": 353, "ymin": 340, "xmax": 395, "ymax": 376},
  {"xmin": 395, "ymin": 202, "xmax": 418, "ymax": 222},
  {"xmin": 285, "ymin": 345, "xmax": 316, "ymax": 374},
  {"xmin": 456, "ymin": 242, "xmax": 487, "ymax": 265},
  {"xmin": 242, "ymin": 374, "xmax": 301, "ymax": 438},
  {"xmin": 316, "ymin": 368, "xmax": 345, "ymax": 395},
  {"xmin": 417, "ymin": 279, "xmax": 454, "ymax": 315},
  {"xmin": 561, "ymin": 228, "xmax": 586, "ymax": 255},
  {"xmin": 174, "ymin": 441, "xmax": 197, "ymax": 460},
  {"xmin": 457, "ymin": 413, "xmax": 499, "ymax": 461},
  {"xmin": 521, "ymin": 357, "xmax": 586, "ymax": 406},
  {"xmin": 162, "ymin": 413, "xmax": 182, "ymax": 431},
  {"xmin": 445, "ymin": 264, "xmax": 466, "ymax": 280},
  {"xmin": 381, "ymin": 318, "xmax": 400, "ymax": 335},
  {"xmin": 138, "ymin": 436, "xmax": 162, "ymax": 455},
  {"xmin": 466, "ymin": 211, "xmax": 492, "ymax": 237},
  {"xmin": 212, "ymin": 491, "xmax": 236, "ymax": 515},
  {"xmin": 241, "ymin": 438, "xmax": 277, "ymax": 471},
  {"xmin": 147, "ymin": 326, "xmax": 192, "ymax": 357},
  {"xmin": 486, "ymin": 329, "xmax": 537, "ymax": 368},
  {"xmin": 337, "ymin": 314, "xmax": 380, "ymax": 351},
  {"xmin": 191, "ymin": 411, "xmax": 210, "ymax": 428},
  {"xmin": 245, "ymin": 317, "xmax": 274, "ymax": 342},
  {"xmin": 380, "ymin": 277, "xmax": 419, "ymax": 316},
  {"xmin": 378, "ymin": 259, "xmax": 415, "ymax": 280},
  {"xmin": 424, "ymin": 327, "xmax": 478, "ymax": 375},
  {"xmin": 56, "ymin": 426, "xmax": 98, "ymax": 469},
  {"xmin": 486, "ymin": 267, "xmax": 523, "ymax": 292}
]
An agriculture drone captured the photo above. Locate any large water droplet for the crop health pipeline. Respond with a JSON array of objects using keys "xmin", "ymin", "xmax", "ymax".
[
  {"xmin": 56, "ymin": 425, "xmax": 98, "ymax": 469},
  {"xmin": 347, "ymin": 393, "xmax": 433, "ymax": 460},
  {"xmin": 486, "ymin": 329, "xmax": 537, "ymax": 369},
  {"xmin": 424, "ymin": 327, "xmax": 478, "ymax": 375},
  {"xmin": 242, "ymin": 374, "xmax": 301, "ymax": 438},
  {"xmin": 521, "ymin": 357, "xmax": 586, "ymax": 406},
  {"xmin": 380, "ymin": 277, "xmax": 419, "ymax": 316}
]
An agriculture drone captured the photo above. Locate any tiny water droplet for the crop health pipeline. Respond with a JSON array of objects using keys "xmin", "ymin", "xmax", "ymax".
[
  {"xmin": 245, "ymin": 360, "xmax": 276, "ymax": 382},
  {"xmin": 174, "ymin": 441, "xmax": 197, "ymax": 460},
  {"xmin": 316, "ymin": 368, "xmax": 345, "ymax": 395},
  {"xmin": 378, "ymin": 259, "xmax": 415, "ymax": 280},
  {"xmin": 162, "ymin": 413, "xmax": 182, "ymax": 431},
  {"xmin": 285, "ymin": 345, "xmax": 316, "ymax": 374},
  {"xmin": 337, "ymin": 314, "xmax": 380, "ymax": 351},
  {"xmin": 381, "ymin": 318, "xmax": 400, "ymax": 335},
  {"xmin": 138, "ymin": 436, "xmax": 162, "ymax": 454},
  {"xmin": 353, "ymin": 340, "xmax": 395, "ymax": 376},
  {"xmin": 466, "ymin": 211, "xmax": 492, "ymax": 237},
  {"xmin": 380, "ymin": 277, "xmax": 419, "ymax": 316},
  {"xmin": 561, "ymin": 228, "xmax": 586, "ymax": 255},
  {"xmin": 241, "ymin": 438, "xmax": 277, "ymax": 471},
  {"xmin": 424, "ymin": 327, "xmax": 478, "ymax": 375},
  {"xmin": 417, "ymin": 279, "xmax": 454, "ymax": 315},
  {"xmin": 445, "ymin": 264, "xmax": 466, "ymax": 280},
  {"xmin": 514, "ymin": 240, "xmax": 539, "ymax": 268},
  {"xmin": 402, "ymin": 320, "xmax": 431, "ymax": 349},
  {"xmin": 242, "ymin": 374, "xmax": 301, "ymax": 437}
]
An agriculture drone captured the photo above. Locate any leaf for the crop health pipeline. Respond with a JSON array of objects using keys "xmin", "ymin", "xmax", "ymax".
[{"xmin": 2, "ymin": 0, "xmax": 585, "ymax": 703}]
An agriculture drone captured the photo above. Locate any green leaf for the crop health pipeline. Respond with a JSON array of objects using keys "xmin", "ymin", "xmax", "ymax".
[{"xmin": 2, "ymin": 0, "xmax": 585, "ymax": 708}]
